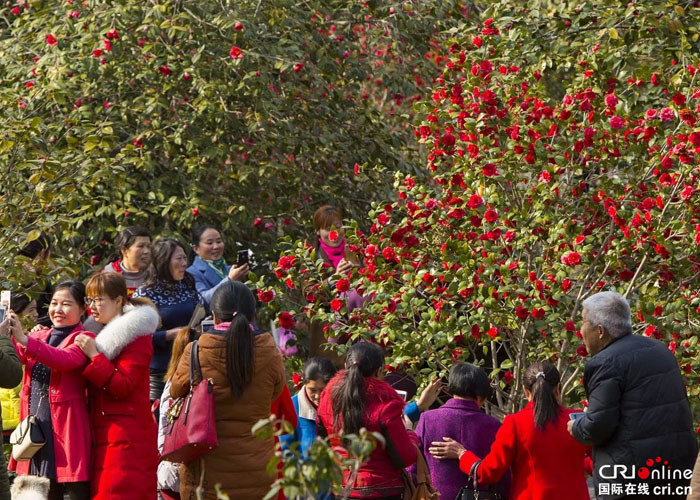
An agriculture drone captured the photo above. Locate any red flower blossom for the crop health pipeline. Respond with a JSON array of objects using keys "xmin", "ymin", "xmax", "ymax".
[
  {"xmin": 604, "ymin": 94, "xmax": 618, "ymax": 108},
  {"xmin": 482, "ymin": 163, "xmax": 498, "ymax": 176},
  {"xmin": 484, "ymin": 209, "xmax": 498, "ymax": 223},
  {"xmin": 92, "ymin": 49, "xmax": 104, "ymax": 58},
  {"xmin": 278, "ymin": 255, "xmax": 296, "ymax": 270},
  {"xmin": 336, "ymin": 278, "xmax": 350, "ymax": 293},
  {"xmin": 257, "ymin": 289, "xmax": 275, "ymax": 303},
  {"xmin": 382, "ymin": 247, "xmax": 397, "ymax": 262},
  {"xmin": 46, "ymin": 34, "xmax": 58, "ymax": 46},
  {"xmin": 158, "ymin": 65, "xmax": 172, "ymax": 76},
  {"xmin": 329, "ymin": 230, "xmax": 339, "ymax": 241},
  {"xmin": 234, "ymin": 21, "xmax": 244, "ymax": 31},
  {"xmin": 278, "ymin": 312, "xmax": 295, "ymax": 330},
  {"xmin": 609, "ymin": 115, "xmax": 624, "ymax": 129},
  {"xmin": 577, "ymin": 345, "xmax": 588, "ymax": 357},
  {"xmin": 503, "ymin": 371, "xmax": 514, "ymax": 384},
  {"xmin": 467, "ymin": 194, "xmax": 483, "ymax": 209},
  {"xmin": 293, "ymin": 62, "xmax": 305, "ymax": 73},
  {"xmin": 330, "ymin": 298, "xmax": 344, "ymax": 312},
  {"xmin": 516, "ymin": 305, "xmax": 529, "ymax": 320},
  {"xmin": 291, "ymin": 373, "xmax": 303, "ymax": 390},
  {"xmin": 487, "ymin": 327, "xmax": 499, "ymax": 339},
  {"xmin": 562, "ymin": 252, "xmax": 581, "ymax": 266},
  {"xmin": 230, "ymin": 46, "xmax": 243, "ymax": 59},
  {"xmin": 105, "ymin": 29, "xmax": 119, "ymax": 40}
]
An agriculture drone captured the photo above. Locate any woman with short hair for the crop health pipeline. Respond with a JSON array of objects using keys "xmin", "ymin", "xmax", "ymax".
[
  {"xmin": 411, "ymin": 363, "xmax": 509, "ymax": 500},
  {"xmin": 430, "ymin": 361, "xmax": 589, "ymax": 500}
]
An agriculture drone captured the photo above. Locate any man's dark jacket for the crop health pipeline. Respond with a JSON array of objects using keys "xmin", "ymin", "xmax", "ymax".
[{"xmin": 572, "ymin": 333, "xmax": 697, "ymax": 497}]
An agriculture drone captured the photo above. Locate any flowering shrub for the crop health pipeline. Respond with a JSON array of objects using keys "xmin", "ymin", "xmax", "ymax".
[
  {"xmin": 0, "ymin": 0, "xmax": 467, "ymax": 287},
  {"xmin": 271, "ymin": 0, "xmax": 700, "ymax": 417}
]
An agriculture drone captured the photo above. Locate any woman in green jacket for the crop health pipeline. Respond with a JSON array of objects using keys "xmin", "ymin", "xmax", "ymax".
[{"xmin": 0, "ymin": 316, "xmax": 23, "ymax": 500}]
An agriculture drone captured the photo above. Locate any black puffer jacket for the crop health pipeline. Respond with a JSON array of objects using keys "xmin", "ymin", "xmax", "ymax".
[{"xmin": 572, "ymin": 333, "xmax": 697, "ymax": 498}]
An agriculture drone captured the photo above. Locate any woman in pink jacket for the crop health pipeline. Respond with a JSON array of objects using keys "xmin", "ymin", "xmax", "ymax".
[{"xmin": 8, "ymin": 281, "xmax": 93, "ymax": 500}]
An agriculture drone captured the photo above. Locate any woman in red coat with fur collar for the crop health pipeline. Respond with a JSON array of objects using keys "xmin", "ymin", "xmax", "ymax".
[
  {"xmin": 430, "ymin": 361, "xmax": 591, "ymax": 500},
  {"xmin": 74, "ymin": 273, "xmax": 159, "ymax": 500}
]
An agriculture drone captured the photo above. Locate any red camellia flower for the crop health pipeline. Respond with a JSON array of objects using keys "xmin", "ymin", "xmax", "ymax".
[
  {"xmin": 133, "ymin": 138, "xmax": 143, "ymax": 148},
  {"xmin": 291, "ymin": 373, "xmax": 303, "ymax": 390},
  {"xmin": 604, "ymin": 94, "xmax": 618, "ymax": 108},
  {"xmin": 257, "ymin": 289, "xmax": 275, "ymax": 303},
  {"xmin": 336, "ymin": 278, "xmax": 350, "ymax": 293},
  {"xmin": 230, "ymin": 46, "xmax": 243, "ymax": 59},
  {"xmin": 102, "ymin": 39, "xmax": 112, "ymax": 52},
  {"xmin": 672, "ymin": 93, "xmax": 686, "ymax": 106},
  {"xmin": 90, "ymin": 254, "xmax": 100, "ymax": 266},
  {"xmin": 577, "ymin": 345, "xmax": 588, "ymax": 357},
  {"xmin": 472, "ymin": 36, "xmax": 483, "ymax": 48},
  {"xmin": 660, "ymin": 107, "xmax": 675, "ymax": 121},
  {"xmin": 328, "ymin": 230, "xmax": 339, "ymax": 241},
  {"xmin": 645, "ymin": 109, "xmax": 658, "ymax": 120},
  {"xmin": 293, "ymin": 62, "xmax": 305, "ymax": 73},
  {"xmin": 516, "ymin": 305, "xmax": 529, "ymax": 320},
  {"xmin": 278, "ymin": 255, "xmax": 296, "ymax": 270},
  {"xmin": 105, "ymin": 29, "xmax": 119, "ymax": 40},
  {"xmin": 484, "ymin": 209, "xmax": 498, "ymax": 223},
  {"xmin": 25, "ymin": 81, "xmax": 34, "ymax": 89},
  {"xmin": 278, "ymin": 312, "xmax": 295, "ymax": 330},
  {"xmin": 330, "ymin": 298, "xmax": 343, "ymax": 312},
  {"xmin": 234, "ymin": 21, "xmax": 244, "ymax": 31},
  {"xmin": 470, "ymin": 324, "xmax": 482, "ymax": 339},
  {"xmin": 382, "ymin": 246, "xmax": 397, "ymax": 262},
  {"xmin": 158, "ymin": 65, "xmax": 172, "ymax": 76},
  {"xmin": 565, "ymin": 320, "xmax": 576, "ymax": 332},
  {"xmin": 191, "ymin": 208, "xmax": 199, "ymax": 216},
  {"xmin": 365, "ymin": 244, "xmax": 378, "ymax": 257},
  {"xmin": 92, "ymin": 49, "xmax": 104, "ymax": 58},
  {"xmin": 503, "ymin": 371, "xmax": 514, "ymax": 384},
  {"xmin": 482, "ymin": 163, "xmax": 498, "ymax": 176},
  {"xmin": 46, "ymin": 33, "xmax": 58, "ymax": 46},
  {"xmin": 487, "ymin": 327, "xmax": 499, "ymax": 339},
  {"xmin": 681, "ymin": 185, "xmax": 694, "ymax": 201},
  {"xmin": 562, "ymin": 252, "xmax": 581, "ymax": 266},
  {"xmin": 253, "ymin": 217, "xmax": 264, "ymax": 228},
  {"xmin": 609, "ymin": 115, "xmax": 624, "ymax": 129},
  {"xmin": 10, "ymin": 6, "xmax": 20, "ymax": 14},
  {"xmin": 467, "ymin": 194, "xmax": 483, "ymax": 208}
]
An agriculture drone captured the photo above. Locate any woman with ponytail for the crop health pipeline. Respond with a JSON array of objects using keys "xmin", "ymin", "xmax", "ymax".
[
  {"xmin": 170, "ymin": 281, "xmax": 284, "ymax": 500},
  {"xmin": 429, "ymin": 361, "xmax": 590, "ymax": 500},
  {"xmin": 317, "ymin": 342, "xmax": 419, "ymax": 500}
]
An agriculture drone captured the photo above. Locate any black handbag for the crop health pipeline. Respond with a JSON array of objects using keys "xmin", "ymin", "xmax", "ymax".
[{"xmin": 454, "ymin": 460, "xmax": 503, "ymax": 500}]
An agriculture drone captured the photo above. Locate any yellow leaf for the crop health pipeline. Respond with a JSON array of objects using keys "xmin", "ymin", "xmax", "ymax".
[
  {"xmin": 675, "ymin": 5, "xmax": 685, "ymax": 16},
  {"xmin": 608, "ymin": 28, "xmax": 619, "ymax": 40}
]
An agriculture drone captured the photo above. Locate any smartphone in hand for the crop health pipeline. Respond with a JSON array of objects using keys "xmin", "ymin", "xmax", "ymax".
[
  {"xmin": 569, "ymin": 412, "xmax": 585, "ymax": 421},
  {"xmin": 237, "ymin": 249, "xmax": 250, "ymax": 267}
]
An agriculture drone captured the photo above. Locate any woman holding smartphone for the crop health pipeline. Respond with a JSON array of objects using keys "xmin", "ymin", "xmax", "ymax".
[
  {"xmin": 8, "ymin": 281, "xmax": 94, "ymax": 500},
  {"xmin": 186, "ymin": 225, "xmax": 249, "ymax": 305}
]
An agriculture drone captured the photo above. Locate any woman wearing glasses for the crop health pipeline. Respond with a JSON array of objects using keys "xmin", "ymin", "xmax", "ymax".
[
  {"xmin": 7, "ymin": 281, "xmax": 94, "ymax": 500},
  {"xmin": 74, "ymin": 273, "xmax": 159, "ymax": 500}
]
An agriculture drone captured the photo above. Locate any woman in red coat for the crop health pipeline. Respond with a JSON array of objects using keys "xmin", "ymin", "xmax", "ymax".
[
  {"xmin": 74, "ymin": 273, "xmax": 159, "ymax": 500},
  {"xmin": 429, "ymin": 361, "xmax": 590, "ymax": 500},
  {"xmin": 317, "ymin": 342, "xmax": 418, "ymax": 500},
  {"xmin": 8, "ymin": 281, "xmax": 93, "ymax": 499}
]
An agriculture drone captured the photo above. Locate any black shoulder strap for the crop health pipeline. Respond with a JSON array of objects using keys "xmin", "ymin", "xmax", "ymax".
[{"xmin": 189, "ymin": 340, "xmax": 203, "ymax": 385}]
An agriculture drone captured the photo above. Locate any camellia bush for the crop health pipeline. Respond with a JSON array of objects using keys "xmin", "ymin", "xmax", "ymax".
[
  {"xmin": 0, "ymin": 0, "xmax": 469, "ymax": 290},
  {"xmin": 269, "ymin": 0, "xmax": 700, "ymax": 419}
]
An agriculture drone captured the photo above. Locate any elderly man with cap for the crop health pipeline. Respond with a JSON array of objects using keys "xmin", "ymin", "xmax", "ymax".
[{"xmin": 568, "ymin": 291, "xmax": 696, "ymax": 499}]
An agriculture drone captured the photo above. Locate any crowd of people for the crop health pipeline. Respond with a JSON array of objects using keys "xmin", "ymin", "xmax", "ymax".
[{"xmin": 0, "ymin": 206, "xmax": 698, "ymax": 500}]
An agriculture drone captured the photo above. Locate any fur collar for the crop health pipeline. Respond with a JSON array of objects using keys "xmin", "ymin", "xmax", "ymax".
[{"xmin": 95, "ymin": 304, "xmax": 159, "ymax": 360}]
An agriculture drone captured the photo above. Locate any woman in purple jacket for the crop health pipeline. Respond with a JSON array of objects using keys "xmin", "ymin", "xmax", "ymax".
[{"xmin": 411, "ymin": 363, "xmax": 510, "ymax": 499}]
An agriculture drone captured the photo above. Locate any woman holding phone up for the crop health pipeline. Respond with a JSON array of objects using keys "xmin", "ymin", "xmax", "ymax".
[{"xmin": 186, "ymin": 225, "xmax": 249, "ymax": 305}]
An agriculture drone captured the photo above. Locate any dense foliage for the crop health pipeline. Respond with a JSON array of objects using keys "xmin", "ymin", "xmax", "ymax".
[{"xmin": 0, "ymin": 0, "xmax": 466, "ymax": 289}]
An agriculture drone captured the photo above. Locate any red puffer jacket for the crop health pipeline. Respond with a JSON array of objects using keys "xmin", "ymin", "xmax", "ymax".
[{"xmin": 318, "ymin": 373, "xmax": 418, "ymax": 499}]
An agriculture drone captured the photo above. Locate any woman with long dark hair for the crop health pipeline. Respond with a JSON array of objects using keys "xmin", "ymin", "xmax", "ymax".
[
  {"xmin": 7, "ymin": 281, "xmax": 93, "ymax": 500},
  {"xmin": 317, "ymin": 342, "xmax": 418, "ymax": 500},
  {"xmin": 133, "ymin": 238, "xmax": 202, "ymax": 405},
  {"xmin": 429, "ymin": 361, "xmax": 590, "ymax": 500},
  {"xmin": 170, "ymin": 281, "xmax": 284, "ymax": 500}
]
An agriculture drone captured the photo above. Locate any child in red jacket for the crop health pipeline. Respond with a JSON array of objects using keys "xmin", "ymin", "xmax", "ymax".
[
  {"xmin": 318, "ymin": 342, "xmax": 418, "ymax": 500},
  {"xmin": 430, "ymin": 361, "xmax": 590, "ymax": 500}
]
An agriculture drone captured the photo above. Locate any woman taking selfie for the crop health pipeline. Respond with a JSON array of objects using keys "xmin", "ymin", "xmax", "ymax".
[
  {"xmin": 187, "ymin": 225, "xmax": 249, "ymax": 305},
  {"xmin": 170, "ymin": 280, "xmax": 284, "ymax": 500},
  {"xmin": 74, "ymin": 273, "xmax": 159, "ymax": 500},
  {"xmin": 8, "ymin": 281, "xmax": 93, "ymax": 500}
]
